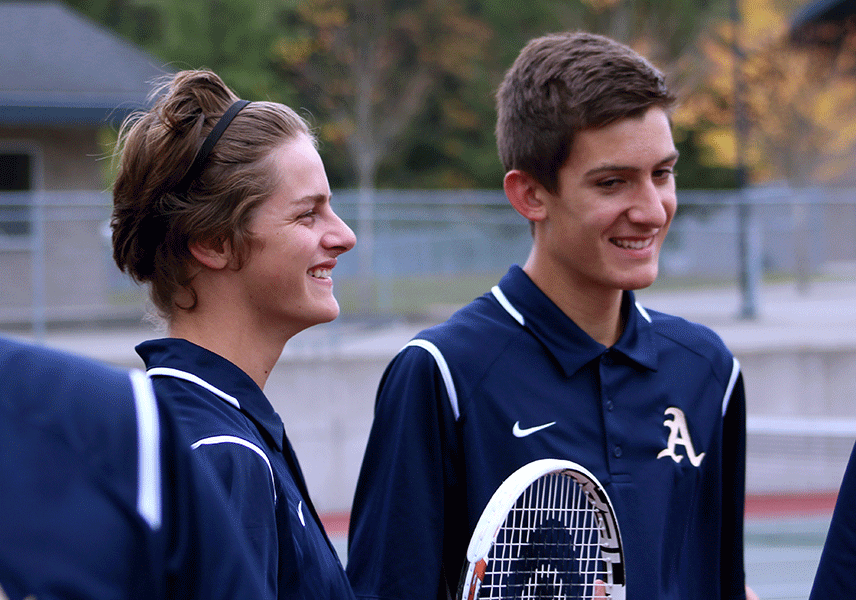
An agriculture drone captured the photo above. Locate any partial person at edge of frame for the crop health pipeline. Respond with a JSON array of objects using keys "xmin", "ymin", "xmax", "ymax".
[
  {"xmin": 111, "ymin": 69, "xmax": 357, "ymax": 600},
  {"xmin": 0, "ymin": 334, "xmax": 265, "ymax": 600},
  {"xmin": 346, "ymin": 31, "xmax": 758, "ymax": 600},
  {"xmin": 808, "ymin": 438, "xmax": 856, "ymax": 599}
]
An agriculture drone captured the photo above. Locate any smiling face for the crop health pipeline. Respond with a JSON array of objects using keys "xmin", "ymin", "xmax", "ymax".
[
  {"xmin": 236, "ymin": 134, "xmax": 356, "ymax": 335},
  {"xmin": 527, "ymin": 107, "xmax": 678, "ymax": 304}
]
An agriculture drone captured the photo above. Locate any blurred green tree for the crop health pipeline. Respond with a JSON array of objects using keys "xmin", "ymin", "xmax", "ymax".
[
  {"xmin": 66, "ymin": 0, "xmax": 732, "ymax": 190},
  {"xmin": 273, "ymin": 0, "xmax": 493, "ymax": 192}
]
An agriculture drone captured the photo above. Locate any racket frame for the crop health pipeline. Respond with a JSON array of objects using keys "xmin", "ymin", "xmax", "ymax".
[{"xmin": 459, "ymin": 458, "xmax": 626, "ymax": 600}]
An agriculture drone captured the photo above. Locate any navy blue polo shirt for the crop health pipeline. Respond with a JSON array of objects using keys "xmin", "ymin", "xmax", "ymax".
[
  {"xmin": 137, "ymin": 338, "xmax": 355, "ymax": 600},
  {"xmin": 347, "ymin": 265, "xmax": 747, "ymax": 600},
  {"xmin": 809, "ymin": 440, "xmax": 856, "ymax": 598},
  {"xmin": 0, "ymin": 335, "xmax": 265, "ymax": 600}
]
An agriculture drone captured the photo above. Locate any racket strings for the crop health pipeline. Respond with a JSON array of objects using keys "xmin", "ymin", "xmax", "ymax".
[{"xmin": 480, "ymin": 473, "xmax": 607, "ymax": 599}]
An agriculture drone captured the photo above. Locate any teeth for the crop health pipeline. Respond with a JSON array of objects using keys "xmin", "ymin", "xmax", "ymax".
[
  {"xmin": 309, "ymin": 268, "xmax": 331, "ymax": 279},
  {"xmin": 611, "ymin": 238, "xmax": 653, "ymax": 250}
]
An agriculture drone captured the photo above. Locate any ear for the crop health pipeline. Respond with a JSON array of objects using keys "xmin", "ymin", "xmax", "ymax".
[
  {"xmin": 503, "ymin": 170, "xmax": 548, "ymax": 222},
  {"xmin": 189, "ymin": 236, "xmax": 232, "ymax": 270}
]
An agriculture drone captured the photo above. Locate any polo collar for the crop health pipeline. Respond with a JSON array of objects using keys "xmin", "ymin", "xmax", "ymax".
[
  {"xmin": 493, "ymin": 265, "xmax": 658, "ymax": 377},
  {"xmin": 136, "ymin": 338, "xmax": 285, "ymax": 452}
]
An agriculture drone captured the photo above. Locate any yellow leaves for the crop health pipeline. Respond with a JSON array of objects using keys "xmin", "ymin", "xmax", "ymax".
[
  {"xmin": 682, "ymin": 0, "xmax": 856, "ymax": 184},
  {"xmin": 740, "ymin": 0, "xmax": 787, "ymax": 50},
  {"xmin": 443, "ymin": 97, "xmax": 480, "ymax": 130},
  {"xmin": 296, "ymin": 0, "xmax": 347, "ymax": 29},
  {"xmin": 699, "ymin": 128, "xmax": 736, "ymax": 166},
  {"xmin": 319, "ymin": 119, "xmax": 354, "ymax": 145},
  {"xmin": 274, "ymin": 37, "xmax": 316, "ymax": 65}
]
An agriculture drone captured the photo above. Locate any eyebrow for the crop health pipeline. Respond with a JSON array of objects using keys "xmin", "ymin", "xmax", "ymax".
[
  {"xmin": 584, "ymin": 150, "xmax": 680, "ymax": 177},
  {"xmin": 294, "ymin": 193, "xmax": 329, "ymax": 206}
]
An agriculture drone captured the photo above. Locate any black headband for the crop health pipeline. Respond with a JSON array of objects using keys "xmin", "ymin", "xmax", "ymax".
[{"xmin": 175, "ymin": 99, "xmax": 251, "ymax": 194}]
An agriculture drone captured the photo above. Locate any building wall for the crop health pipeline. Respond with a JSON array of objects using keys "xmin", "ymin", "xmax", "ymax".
[
  {"xmin": 0, "ymin": 126, "xmax": 103, "ymax": 190},
  {"xmin": 0, "ymin": 126, "xmax": 118, "ymax": 322}
]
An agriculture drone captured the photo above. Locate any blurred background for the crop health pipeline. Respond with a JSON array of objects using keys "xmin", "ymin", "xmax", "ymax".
[{"xmin": 3, "ymin": 0, "xmax": 856, "ymax": 597}]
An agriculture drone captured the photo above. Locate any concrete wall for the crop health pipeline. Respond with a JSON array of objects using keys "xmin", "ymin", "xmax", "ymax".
[{"xmin": 266, "ymin": 310, "xmax": 856, "ymax": 512}]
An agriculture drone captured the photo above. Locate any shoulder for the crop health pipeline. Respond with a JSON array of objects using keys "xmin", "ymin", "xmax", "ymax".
[
  {"xmin": 0, "ymin": 335, "xmax": 132, "ymax": 397},
  {"xmin": 403, "ymin": 293, "xmax": 522, "ymax": 370},
  {"xmin": 380, "ymin": 294, "xmax": 526, "ymax": 420},
  {"xmin": 0, "ymin": 336, "xmax": 139, "ymax": 443},
  {"xmin": 147, "ymin": 370, "xmax": 260, "ymax": 446},
  {"xmin": 641, "ymin": 304, "xmax": 736, "ymax": 371},
  {"xmin": 192, "ymin": 435, "xmax": 275, "ymax": 486}
]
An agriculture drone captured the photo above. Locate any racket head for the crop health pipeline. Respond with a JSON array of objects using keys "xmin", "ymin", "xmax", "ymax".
[{"xmin": 459, "ymin": 458, "xmax": 625, "ymax": 600}]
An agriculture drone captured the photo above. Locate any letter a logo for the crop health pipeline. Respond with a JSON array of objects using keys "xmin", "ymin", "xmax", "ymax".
[{"xmin": 657, "ymin": 407, "xmax": 705, "ymax": 467}]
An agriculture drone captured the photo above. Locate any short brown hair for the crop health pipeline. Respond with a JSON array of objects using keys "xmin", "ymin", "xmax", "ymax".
[
  {"xmin": 111, "ymin": 69, "xmax": 313, "ymax": 316},
  {"xmin": 496, "ymin": 31, "xmax": 676, "ymax": 193}
]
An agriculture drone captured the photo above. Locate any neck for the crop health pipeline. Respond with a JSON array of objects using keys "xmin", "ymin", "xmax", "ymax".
[
  {"xmin": 168, "ymin": 305, "xmax": 289, "ymax": 390},
  {"xmin": 522, "ymin": 261, "xmax": 625, "ymax": 348}
]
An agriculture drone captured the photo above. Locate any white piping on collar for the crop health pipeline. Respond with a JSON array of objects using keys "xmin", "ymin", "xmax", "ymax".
[
  {"xmin": 491, "ymin": 285, "xmax": 525, "ymax": 326},
  {"xmin": 146, "ymin": 366, "xmax": 240, "ymax": 410},
  {"xmin": 635, "ymin": 301, "xmax": 653, "ymax": 323}
]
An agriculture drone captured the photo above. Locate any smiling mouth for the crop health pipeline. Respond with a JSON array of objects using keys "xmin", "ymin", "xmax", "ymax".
[
  {"xmin": 308, "ymin": 268, "xmax": 332, "ymax": 279},
  {"xmin": 610, "ymin": 237, "xmax": 654, "ymax": 250}
]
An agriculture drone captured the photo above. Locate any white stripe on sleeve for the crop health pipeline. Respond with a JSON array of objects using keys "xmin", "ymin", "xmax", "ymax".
[
  {"xmin": 191, "ymin": 435, "xmax": 277, "ymax": 503},
  {"xmin": 722, "ymin": 357, "xmax": 741, "ymax": 417},
  {"xmin": 129, "ymin": 369, "xmax": 162, "ymax": 530},
  {"xmin": 404, "ymin": 339, "xmax": 460, "ymax": 421}
]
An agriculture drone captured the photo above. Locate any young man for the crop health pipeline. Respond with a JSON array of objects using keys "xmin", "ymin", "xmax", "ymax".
[
  {"xmin": 347, "ymin": 32, "xmax": 752, "ymax": 599},
  {"xmin": 0, "ymin": 335, "xmax": 264, "ymax": 600}
]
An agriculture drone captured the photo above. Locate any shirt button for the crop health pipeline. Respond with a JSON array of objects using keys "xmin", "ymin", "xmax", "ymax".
[
  {"xmin": 605, "ymin": 400, "xmax": 614, "ymax": 412},
  {"xmin": 613, "ymin": 446, "xmax": 623, "ymax": 458}
]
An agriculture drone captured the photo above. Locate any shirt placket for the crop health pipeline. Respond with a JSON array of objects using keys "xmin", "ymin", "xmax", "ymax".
[{"xmin": 599, "ymin": 349, "xmax": 626, "ymax": 475}]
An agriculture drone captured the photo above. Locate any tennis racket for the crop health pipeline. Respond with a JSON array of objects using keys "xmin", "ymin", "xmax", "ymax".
[{"xmin": 458, "ymin": 458, "xmax": 625, "ymax": 600}]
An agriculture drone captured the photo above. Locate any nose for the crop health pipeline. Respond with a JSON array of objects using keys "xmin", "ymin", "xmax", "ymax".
[
  {"xmin": 324, "ymin": 210, "xmax": 357, "ymax": 255},
  {"xmin": 628, "ymin": 179, "xmax": 673, "ymax": 228}
]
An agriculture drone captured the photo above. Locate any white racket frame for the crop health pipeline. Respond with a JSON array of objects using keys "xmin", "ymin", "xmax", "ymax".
[{"xmin": 460, "ymin": 458, "xmax": 626, "ymax": 600}]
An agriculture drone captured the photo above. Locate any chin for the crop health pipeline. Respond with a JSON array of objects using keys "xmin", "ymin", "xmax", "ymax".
[
  {"xmin": 315, "ymin": 302, "xmax": 341, "ymax": 324},
  {"xmin": 620, "ymin": 267, "xmax": 659, "ymax": 291}
]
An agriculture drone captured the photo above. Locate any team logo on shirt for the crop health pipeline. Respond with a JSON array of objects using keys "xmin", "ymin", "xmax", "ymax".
[
  {"xmin": 512, "ymin": 420, "xmax": 556, "ymax": 438},
  {"xmin": 657, "ymin": 407, "xmax": 705, "ymax": 467}
]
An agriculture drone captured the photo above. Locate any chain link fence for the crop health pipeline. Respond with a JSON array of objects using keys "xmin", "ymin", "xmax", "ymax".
[{"xmin": 2, "ymin": 186, "xmax": 855, "ymax": 334}]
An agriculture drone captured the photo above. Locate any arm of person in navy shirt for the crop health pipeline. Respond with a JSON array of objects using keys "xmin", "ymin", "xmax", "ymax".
[
  {"xmin": 159, "ymin": 401, "xmax": 269, "ymax": 600},
  {"xmin": 189, "ymin": 440, "xmax": 280, "ymax": 598},
  {"xmin": 347, "ymin": 346, "xmax": 465, "ymax": 600},
  {"xmin": 720, "ymin": 373, "xmax": 750, "ymax": 600},
  {"xmin": 0, "ymin": 338, "xmax": 265, "ymax": 600},
  {"xmin": 808, "ymin": 440, "xmax": 856, "ymax": 599}
]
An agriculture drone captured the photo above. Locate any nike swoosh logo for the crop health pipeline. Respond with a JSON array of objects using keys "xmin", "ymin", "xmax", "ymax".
[{"xmin": 512, "ymin": 421, "xmax": 556, "ymax": 438}]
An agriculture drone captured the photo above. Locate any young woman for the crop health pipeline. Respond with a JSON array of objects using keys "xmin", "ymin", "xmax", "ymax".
[{"xmin": 112, "ymin": 69, "xmax": 357, "ymax": 600}]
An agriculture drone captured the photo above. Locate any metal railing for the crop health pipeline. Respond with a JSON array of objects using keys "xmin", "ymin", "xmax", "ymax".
[{"xmin": 2, "ymin": 186, "xmax": 855, "ymax": 334}]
